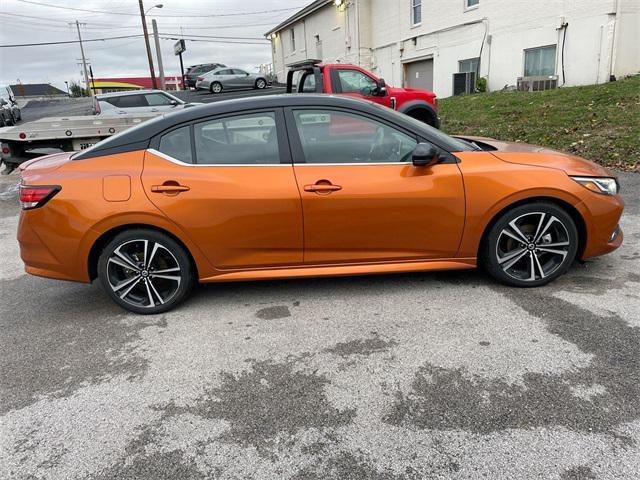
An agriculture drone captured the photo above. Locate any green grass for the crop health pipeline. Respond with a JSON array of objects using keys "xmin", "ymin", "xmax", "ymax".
[{"xmin": 439, "ymin": 75, "xmax": 640, "ymax": 171}]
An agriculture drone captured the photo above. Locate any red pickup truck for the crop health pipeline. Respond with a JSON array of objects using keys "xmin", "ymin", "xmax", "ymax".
[{"xmin": 286, "ymin": 60, "xmax": 440, "ymax": 128}]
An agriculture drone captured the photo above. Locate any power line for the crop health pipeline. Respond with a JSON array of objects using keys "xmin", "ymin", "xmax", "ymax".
[
  {"xmin": 0, "ymin": 34, "xmax": 145, "ymax": 48},
  {"xmin": 16, "ymin": 0, "xmax": 306, "ymax": 18},
  {"xmin": 0, "ymin": 33, "xmax": 272, "ymax": 48}
]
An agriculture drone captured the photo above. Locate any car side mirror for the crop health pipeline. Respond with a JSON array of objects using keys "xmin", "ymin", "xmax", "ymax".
[
  {"xmin": 169, "ymin": 100, "xmax": 178, "ymax": 106},
  {"xmin": 376, "ymin": 78, "xmax": 387, "ymax": 96},
  {"xmin": 412, "ymin": 142, "xmax": 439, "ymax": 167}
]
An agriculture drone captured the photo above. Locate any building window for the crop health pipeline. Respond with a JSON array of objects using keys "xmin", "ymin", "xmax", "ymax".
[
  {"xmin": 290, "ymin": 29, "xmax": 296, "ymax": 52},
  {"xmin": 465, "ymin": 0, "xmax": 479, "ymax": 8},
  {"xmin": 412, "ymin": 0, "xmax": 422, "ymax": 25},
  {"xmin": 459, "ymin": 57, "xmax": 480, "ymax": 73},
  {"xmin": 524, "ymin": 45, "xmax": 557, "ymax": 77}
]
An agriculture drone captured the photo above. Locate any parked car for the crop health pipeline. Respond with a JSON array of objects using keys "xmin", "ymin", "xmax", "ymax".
[
  {"xmin": 195, "ymin": 67, "xmax": 269, "ymax": 93},
  {"xmin": 287, "ymin": 59, "xmax": 439, "ymax": 128},
  {"xmin": 0, "ymin": 85, "xmax": 20, "ymax": 126},
  {"xmin": 17, "ymin": 95, "xmax": 623, "ymax": 314},
  {"xmin": 93, "ymin": 90, "xmax": 196, "ymax": 116},
  {"xmin": 184, "ymin": 63, "xmax": 226, "ymax": 89}
]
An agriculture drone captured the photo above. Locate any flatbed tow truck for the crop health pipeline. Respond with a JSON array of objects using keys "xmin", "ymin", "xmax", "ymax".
[{"xmin": 0, "ymin": 113, "xmax": 159, "ymax": 174}]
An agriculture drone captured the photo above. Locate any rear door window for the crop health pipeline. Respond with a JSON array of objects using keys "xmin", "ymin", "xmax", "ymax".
[
  {"xmin": 114, "ymin": 95, "xmax": 148, "ymax": 108},
  {"xmin": 158, "ymin": 126, "xmax": 193, "ymax": 163},
  {"xmin": 194, "ymin": 112, "xmax": 280, "ymax": 165}
]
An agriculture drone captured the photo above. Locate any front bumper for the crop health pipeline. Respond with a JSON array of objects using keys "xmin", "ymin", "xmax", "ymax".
[{"xmin": 578, "ymin": 193, "xmax": 625, "ymax": 259}]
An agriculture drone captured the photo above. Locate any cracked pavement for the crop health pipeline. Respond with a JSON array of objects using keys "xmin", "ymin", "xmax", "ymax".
[{"xmin": 0, "ymin": 170, "xmax": 638, "ymax": 479}]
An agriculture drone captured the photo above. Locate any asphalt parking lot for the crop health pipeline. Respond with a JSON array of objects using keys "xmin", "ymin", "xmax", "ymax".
[{"xmin": 1, "ymin": 136, "xmax": 639, "ymax": 478}]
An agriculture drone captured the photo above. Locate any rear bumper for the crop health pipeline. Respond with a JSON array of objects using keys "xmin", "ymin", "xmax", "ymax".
[{"xmin": 17, "ymin": 211, "xmax": 90, "ymax": 283}]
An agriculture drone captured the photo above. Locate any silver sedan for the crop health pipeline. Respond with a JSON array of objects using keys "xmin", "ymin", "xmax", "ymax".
[{"xmin": 195, "ymin": 67, "xmax": 269, "ymax": 94}]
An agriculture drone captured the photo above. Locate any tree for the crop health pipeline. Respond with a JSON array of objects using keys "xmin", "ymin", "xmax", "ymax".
[{"xmin": 68, "ymin": 81, "xmax": 90, "ymax": 97}]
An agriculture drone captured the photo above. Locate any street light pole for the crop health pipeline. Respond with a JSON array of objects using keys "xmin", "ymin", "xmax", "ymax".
[
  {"xmin": 152, "ymin": 19, "xmax": 166, "ymax": 90},
  {"xmin": 138, "ymin": 0, "xmax": 157, "ymax": 89}
]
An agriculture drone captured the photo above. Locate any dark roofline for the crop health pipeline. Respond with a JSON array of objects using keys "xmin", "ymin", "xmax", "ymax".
[{"xmin": 264, "ymin": 0, "xmax": 333, "ymax": 37}]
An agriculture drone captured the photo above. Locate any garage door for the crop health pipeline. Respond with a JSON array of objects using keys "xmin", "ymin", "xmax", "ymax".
[{"xmin": 405, "ymin": 59, "xmax": 434, "ymax": 91}]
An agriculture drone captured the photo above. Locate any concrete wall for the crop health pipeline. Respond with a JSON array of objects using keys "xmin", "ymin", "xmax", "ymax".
[{"xmin": 269, "ymin": 0, "xmax": 640, "ymax": 97}]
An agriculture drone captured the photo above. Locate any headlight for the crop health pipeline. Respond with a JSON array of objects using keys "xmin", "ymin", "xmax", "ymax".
[{"xmin": 570, "ymin": 176, "xmax": 619, "ymax": 196}]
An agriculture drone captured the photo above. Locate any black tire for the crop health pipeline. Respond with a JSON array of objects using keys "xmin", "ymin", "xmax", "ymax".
[
  {"xmin": 97, "ymin": 229, "xmax": 195, "ymax": 314},
  {"xmin": 210, "ymin": 82, "xmax": 223, "ymax": 94},
  {"xmin": 480, "ymin": 202, "xmax": 578, "ymax": 287},
  {"xmin": 255, "ymin": 78, "xmax": 267, "ymax": 89}
]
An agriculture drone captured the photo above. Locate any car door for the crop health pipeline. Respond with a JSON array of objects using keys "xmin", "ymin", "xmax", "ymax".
[
  {"xmin": 232, "ymin": 69, "xmax": 252, "ymax": 88},
  {"xmin": 285, "ymin": 107, "xmax": 465, "ymax": 264},
  {"xmin": 331, "ymin": 68, "xmax": 393, "ymax": 109},
  {"xmin": 216, "ymin": 69, "xmax": 235, "ymax": 89},
  {"xmin": 142, "ymin": 109, "xmax": 303, "ymax": 269}
]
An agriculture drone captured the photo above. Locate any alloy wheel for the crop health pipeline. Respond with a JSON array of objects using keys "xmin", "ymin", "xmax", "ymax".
[
  {"xmin": 257, "ymin": 79, "xmax": 266, "ymax": 89},
  {"xmin": 106, "ymin": 239, "xmax": 181, "ymax": 309},
  {"xmin": 212, "ymin": 83, "xmax": 222, "ymax": 94},
  {"xmin": 495, "ymin": 212, "xmax": 571, "ymax": 282}
]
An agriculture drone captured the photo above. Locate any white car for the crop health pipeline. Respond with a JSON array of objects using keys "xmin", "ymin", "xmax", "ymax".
[{"xmin": 93, "ymin": 90, "xmax": 197, "ymax": 116}]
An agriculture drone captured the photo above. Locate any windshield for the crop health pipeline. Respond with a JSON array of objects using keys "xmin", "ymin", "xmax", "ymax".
[{"xmin": 372, "ymin": 103, "xmax": 475, "ymax": 152}]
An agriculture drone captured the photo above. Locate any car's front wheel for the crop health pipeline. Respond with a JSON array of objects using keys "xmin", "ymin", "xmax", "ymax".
[
  {"xmin": 481, "ymin": 202, "xmax": 579, "ymax": 287},
  {"xmin": 97, "ymin": 229, "xmax": 194, "ymax": 314}
]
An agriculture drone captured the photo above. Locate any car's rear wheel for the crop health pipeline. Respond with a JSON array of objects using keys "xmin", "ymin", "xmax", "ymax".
[
  {"xmin": 255, "ymin": 78, "xmax": 267, "ymax": 89},
  {"xmin": 481, "ymin": 202, "xmax": 578, "ymax": 287},
  {"xmin": 210, "ymin": 82, "xmax": 223, "ymax": 94},
  {"xmin": 97, "ymin": 229, "xmax": 194, "ymax": 314}
]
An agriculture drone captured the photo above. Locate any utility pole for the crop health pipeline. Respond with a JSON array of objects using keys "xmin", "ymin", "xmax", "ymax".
[
  {"xmin": 138, "ymin": 0, "xmax": 157, "ymax": 89},
  {"xmin": 152, "ymin": 19, "xmax": 165, "ymax": 90},
  {"xmin": 72, "ymin": 20, "xmax": 91, "ymax": 96}
]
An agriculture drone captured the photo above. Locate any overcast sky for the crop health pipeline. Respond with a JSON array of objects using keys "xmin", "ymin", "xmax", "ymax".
[{"xmin": 0, "ymin": 0, "xmax": 305, "ymax": 89}]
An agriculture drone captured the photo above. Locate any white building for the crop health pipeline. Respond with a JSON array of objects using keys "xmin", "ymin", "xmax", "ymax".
[{"xmin": 266, "ymin": 0, "xmax": 640, "ymax": 98}]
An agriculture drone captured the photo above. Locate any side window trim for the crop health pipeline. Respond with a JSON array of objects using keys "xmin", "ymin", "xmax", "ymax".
[
  {"xmin": 283, "ymin": 106, "xmax": 420, "ymax": 165},
  {"xmin": 149, "ymin": 108, "xmax": 292, "ymax": 166}
]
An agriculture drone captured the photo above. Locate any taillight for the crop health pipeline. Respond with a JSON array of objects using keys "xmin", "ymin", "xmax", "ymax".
[
  {"xmin": 94, "ymin": 98, "xmax": 101, "ymax": 115},
  {"xmin": 19, "ymin": 185, "xmax": 60, "ymax": 210},
  {"xmin": 197, "ymin": 76, "xmax": 204, "ymax": 81}
]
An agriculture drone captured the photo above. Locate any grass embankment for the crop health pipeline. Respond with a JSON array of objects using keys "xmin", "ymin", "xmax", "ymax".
[{"xmin": 438, "ymin": 75, "xmax": 640, "ymax": 171}]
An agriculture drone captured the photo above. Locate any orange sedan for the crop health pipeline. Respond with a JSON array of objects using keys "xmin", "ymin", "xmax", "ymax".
[{"xmin": 17, "ymin": 95, "xmax": 624, "ymax": 314}]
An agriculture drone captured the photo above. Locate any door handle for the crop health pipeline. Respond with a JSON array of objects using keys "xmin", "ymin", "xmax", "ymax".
[
  {"xmin": 151, "ymin": 183, "xmax": 190, "ymax": 193},
  {"xmin": 304, "ymin": 183, "xmax": 342, "ymax": 193}
]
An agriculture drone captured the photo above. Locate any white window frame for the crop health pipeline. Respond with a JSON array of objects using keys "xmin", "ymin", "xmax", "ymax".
[
  {"xmin": 458, "ymin": 57, "xmax": 480, "ymax": 74},
  {"xmin": 523, "ymin": 44, "xmax": 557, "ymax": 77},
  {"xmin": 411, "ymin": 0, "xmax": 422, "ymax": 27},
  {"xmin": 290, "ymin": 28, "xmax": 296, "ymax": 53},
  {"xmin": 464, "ymin": 0, "xmax": 479, "ymax": 12}
]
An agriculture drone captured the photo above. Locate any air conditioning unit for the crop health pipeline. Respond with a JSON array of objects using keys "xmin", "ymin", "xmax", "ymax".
[
  {"xmin": 452, "ymin": 72, "xmax": 476, "ymax": 96},
  {"xmin": 517, "ymin": 75, "xmax": 559, "ymax": 92}
]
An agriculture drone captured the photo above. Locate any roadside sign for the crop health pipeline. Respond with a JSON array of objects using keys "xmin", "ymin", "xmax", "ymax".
[{"xmin": 174, "ymin": 39, "xmax": 186, "ymax": 56}]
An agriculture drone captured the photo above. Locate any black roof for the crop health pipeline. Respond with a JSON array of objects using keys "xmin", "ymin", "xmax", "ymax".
[
  {"xmin": 74, "ymin": 94, "xmax": 468, "ymax": 160},
  {"xmin": 9, "ymin": 83, "xmax": 67, "ymax": 97},
  {"xmin": 75, "ymin": 95, "xmax": 384, "ymax": 159}
]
